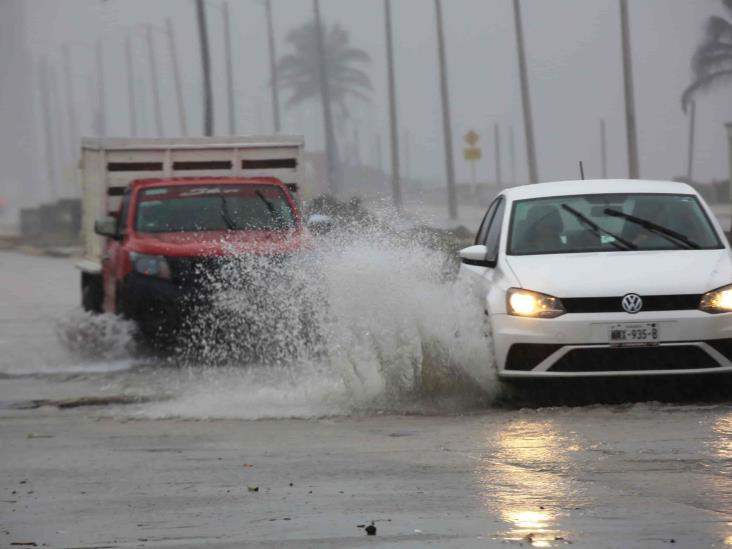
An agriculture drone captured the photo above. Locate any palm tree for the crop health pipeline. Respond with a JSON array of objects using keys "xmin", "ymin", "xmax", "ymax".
[
  {"xmin": 681, "ymin": 0, "xmax": 732, "ymax": 111},
  {"xmin": 277, "ymin": 18, "xmax": 372, "ymax": 194}
]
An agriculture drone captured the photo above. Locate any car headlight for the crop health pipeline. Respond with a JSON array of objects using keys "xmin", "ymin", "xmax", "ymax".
[
  {"xmin": 700, "ymin": 284, "xmax": 732, "ymax": 314},
  {"xmin": 129, "ymin": 252, "xmax": 171, "ymax": 280},
  {"xmin": 506, "ymin": 288, "xmax": 566, "ymax": 318}
]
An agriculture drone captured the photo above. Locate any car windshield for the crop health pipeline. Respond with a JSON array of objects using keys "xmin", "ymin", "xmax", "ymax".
[
  {"xmin": 135, "ymin": 184, "xmax": 296, "ymax": 233},
  {"xmin": 508, "ymin": 193, "xmax": 722, "ymax": 255}
]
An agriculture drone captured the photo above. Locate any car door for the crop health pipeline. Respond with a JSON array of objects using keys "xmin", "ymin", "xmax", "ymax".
[
  {"xmin": 102, "ymin": 191, "xmax": 131, "ymax": 313},
  {"xmin": 459, "ymin": 197, "xmax": 506, "ymax": 301}
]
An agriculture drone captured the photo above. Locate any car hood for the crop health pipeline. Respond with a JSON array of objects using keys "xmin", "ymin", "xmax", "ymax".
[
  {"xmin": 505, "ymin": 249, "xmax": 732, "ymax": 297},
  {"xmin": 129, "ymin": 229, "xmax": 310, "ymax": 257}
]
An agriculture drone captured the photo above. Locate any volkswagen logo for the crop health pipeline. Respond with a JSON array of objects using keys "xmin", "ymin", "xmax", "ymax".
[{"xmin": 621, "ymin": 293, "xmax": 643, "ymax": 314}]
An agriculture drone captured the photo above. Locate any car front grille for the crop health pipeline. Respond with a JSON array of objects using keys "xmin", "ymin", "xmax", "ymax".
[
  {"xmin": 505, "ymin": 341, "xmax": 732, "ymax": 373},
  {"xmin": 706, "ymin": 339, "xmax": 732, "ymax": 361},
  {"xmin": 548, "ymin": 346, "xmax": 719, "ymax": 372},
  {"xmin": 562, "ymin": 294, "xmax": 702, "ymax": 313},
  {"xmin": 506, "ymin": 344, "xmax": 563, "ymax": 371}
]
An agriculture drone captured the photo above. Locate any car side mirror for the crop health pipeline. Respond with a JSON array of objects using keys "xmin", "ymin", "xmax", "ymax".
[
  {"xmin": 306, "ymin": 213, "xmax": 335, "ymax": 235},
  {"xmin": 94, "ymin": 216, "xmax": 119, "ymax": 239},
  {"xmin": 459, "ymin": 245, "xmax": 496, "ymax": 268}
]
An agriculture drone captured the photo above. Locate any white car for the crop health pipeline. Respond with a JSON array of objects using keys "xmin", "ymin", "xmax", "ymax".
[{"xmin": 459, "ymin": 179, "xmax": 732, "ymax": 378}]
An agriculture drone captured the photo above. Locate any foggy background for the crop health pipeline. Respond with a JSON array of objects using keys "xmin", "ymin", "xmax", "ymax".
[{"xmin": 2, "ymin": 0, "xmax": 731, "ymax": 222}]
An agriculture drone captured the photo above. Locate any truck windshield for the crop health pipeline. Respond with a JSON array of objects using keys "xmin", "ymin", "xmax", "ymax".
[
  {"xmin": 135, "ymin": 185, "xmax": 296, "ymax": 233},
  {"xmin": 508, "ymin": 193, "xmax": 722, "ymax": 255}
]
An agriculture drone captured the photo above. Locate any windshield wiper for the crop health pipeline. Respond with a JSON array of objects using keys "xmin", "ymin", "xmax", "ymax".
[
  {"xmin": 255, "ymin": 190, "xmax": 276, "ymax": 215},
  {"xmin": 218, "ymin": 191, "xmax": 238, "ymax": 230},
  {"xmin": 560, "ymin": 204, "xmax": 637, "ymax": 251},
  {"xmin": 603, "ymin": 208, "xmax": 699, "ymax": 249}
]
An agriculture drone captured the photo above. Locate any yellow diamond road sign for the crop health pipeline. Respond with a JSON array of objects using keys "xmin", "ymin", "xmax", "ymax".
[
  {"xmin": 464, "ymin": 147, "xmax": 481, "ymax": 161},
  {"xmin": 464, "ymin": 130, "xmax": 480, "ymax": 146}
]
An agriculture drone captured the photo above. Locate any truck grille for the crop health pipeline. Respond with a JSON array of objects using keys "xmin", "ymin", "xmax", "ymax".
[
  {"xmin": 167, "ymin": 256, "xmax": 224, "ymax": 286},
  {"xmin": 166, "ymin": 255, "xmax": 291, "ymax": 288}
]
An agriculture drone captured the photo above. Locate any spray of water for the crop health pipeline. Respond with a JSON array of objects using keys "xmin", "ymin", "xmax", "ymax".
[
  {"xmin": 55, "ymin": 309, "xmax": 138, "ymax": 361},
  {"xmin": 50, "ymin": 204, "xmax": 499, "ymax": 417},
  {"xmin": 139, "ymin": 211, "xmax": 499, "ymax": 419}
]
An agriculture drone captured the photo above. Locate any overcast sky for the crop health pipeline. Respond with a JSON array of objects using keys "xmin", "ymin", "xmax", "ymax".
[{"xmin": 5, "ymin": 0, "xmax": 732, "ymax": 205}]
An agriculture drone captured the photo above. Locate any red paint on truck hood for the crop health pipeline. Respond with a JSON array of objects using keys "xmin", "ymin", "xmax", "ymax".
[{"xmin": 129, "ymin": 228, "xmax": 311, "ymax": 257}]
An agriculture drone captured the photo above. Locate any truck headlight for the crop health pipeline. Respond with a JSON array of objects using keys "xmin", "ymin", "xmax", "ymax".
[
  {"xmin": 129, "ymin": 252, "xmax": 171, "ymax": 280},
  {"xmin": 700, "ymin": 284, "xmax": 732, "ymax": 314},
  {"xmin": 507, "ymin": 288, "xmax": 565, "ymax": 318}
]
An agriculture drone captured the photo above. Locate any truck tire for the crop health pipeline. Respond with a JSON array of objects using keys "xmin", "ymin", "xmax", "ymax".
[{"xmin": 81, "ymin": 272, "xmax": 104, "ymax": 313}]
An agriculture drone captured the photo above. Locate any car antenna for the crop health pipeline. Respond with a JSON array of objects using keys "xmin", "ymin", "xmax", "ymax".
[{"xmin": 579, "ymin": 161, "xmax": 585, "ymax": 180}]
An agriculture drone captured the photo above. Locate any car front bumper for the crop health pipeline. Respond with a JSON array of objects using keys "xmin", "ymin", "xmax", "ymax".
[{"xmin": 492, "ymin": 310, "xmax": 732, "ymax": 378}]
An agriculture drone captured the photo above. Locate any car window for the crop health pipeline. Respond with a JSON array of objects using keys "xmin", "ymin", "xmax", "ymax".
[
  {"xmin": 485, "ymin": 198, "xmax": 506, "ymax": 262},
  {"xmin": 475, "ymin": 199, "xmax": 499, "ymax": 245},
  {"xmin": 475, "ymin": 197, "xmax": 501, "ymax": 244},
  {"xmin": 508, "ymin": 193, "xmax": 722, "ymax": 255},
  {"xmin": 116, "ymin": 192, "xmax": 132, "ymax": 236}
]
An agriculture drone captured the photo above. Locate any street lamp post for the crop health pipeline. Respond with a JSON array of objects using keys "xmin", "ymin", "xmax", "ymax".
[
  {"xmin": 434, "ymin": 0, "xmax": 457, "ymax": 220},
  {"xmin": 265, "ymin": 0, "xmax": 281, "ymax": 133},
  {"xmin": 196, "ymin": 0, "xmax": 214, "ymax": 136},
  {"xmin": 384, "ymin": 0, "xmax": 402, "ymax": 212},
  {"xmin": 512, "ymin": 0, "xmax": 538, "ymax": 184},
  {"xmin": 620, "ymin": 0, "xmax": 640, "ymax": 179},
  {"xmin": 313, "ymin": 0, "xmax": 339, "ymax": 195}
]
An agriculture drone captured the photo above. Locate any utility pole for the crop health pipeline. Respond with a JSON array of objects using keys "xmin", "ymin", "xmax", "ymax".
[
  {"xmin": 62, "ymin": 45, "xmax": 77, "ymax": 158},
  {"xmin": 494, "ymin": 123, "xmax": 502, "ymax": 187},
  {"xmin": 196, "ymin": 0, "xmax": 213, "ymax": 136},
  {"xmin": 166, "ymin": 18, "xmax": 188, "ymax": 136},
  {"xmin": 509, "ymin": 126, "xmax": 516, "ymax": 186},
  {"xmin": 95, "ymin": 38, "xmax": 106, "ymax": 138},
  {"xmin": 49, "ymin": 63, "xmax": 69, "ymax": 196},
  {"xmin": 146, "ymin": 24, "xmax": 164, "ymax": 136},
  {"xmin": 313, "ymin": 0, "xmax": 339, "ymax": 194},
  {"xmin": 223, "ymin": 2, "xmax": 236, "ymax": 135},
  {"xmin": 38, "ymin": 59, "xmax": 57, "ymax": 199},
  {"xmin": 384, "ymin": 0, "xmax": 402, "ymax": 211},
  {"xmin": 434, "ymin": 0, "xmax": 457, "ymax": 219},
  {"xmin": 620, "ymin": 0, "xmax": 640, "ymax": 178},
  {"xmin": 404, "ymin": 129, "xmax": 412, "ymax": 184},
  {"xmin": 124, "ymin": 37, "xmax": 138, "ymax": 137},
  {"xmin": 353, "ymin": 126, "xmax": 361, "ymax": 165},
  {"xmin": 686, "ymin": 100, "xmax": 696, "ymax": 183},
  {"xmin": 375, "ymin": 132, "xmax": 383, "ymax": 175},
  {"xmin": 600, "ymin": 119, "xmax": 607, "ymax": 178},
  {"xmin": 513, "ymin": 0, "xmax": 538, "ymax": 184},
  {"xmin": 265, "ymin": 0, "xmax": 281, "ymax": 132}
]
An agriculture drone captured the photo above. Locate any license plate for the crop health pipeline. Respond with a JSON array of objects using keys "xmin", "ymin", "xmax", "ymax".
[{"xmin": 609, "ymin": 322, "xmax": 659, "ymax": 347}]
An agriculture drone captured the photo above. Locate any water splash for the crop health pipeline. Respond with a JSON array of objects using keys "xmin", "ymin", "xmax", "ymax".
[
  {"xmin": 56, "ymin": 309, "xmax": 137, "ymax": 360},
  {"xmin": 140, "ymin": 214, "xmax": 499, "ymax": 419}
]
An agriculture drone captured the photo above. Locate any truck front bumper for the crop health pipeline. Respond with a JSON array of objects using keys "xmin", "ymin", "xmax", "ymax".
[{"xmin": 118, "ymin": 273, "xmax": 203, "ymax": 337}]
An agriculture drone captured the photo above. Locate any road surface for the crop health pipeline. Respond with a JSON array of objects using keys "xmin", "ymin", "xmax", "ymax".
[{"xmin": 4, "ymin": 250, "xmax": 732, "ymax": 548}]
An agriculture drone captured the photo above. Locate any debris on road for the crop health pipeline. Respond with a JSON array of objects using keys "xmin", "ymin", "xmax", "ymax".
[{"xmin": 358, "ymin": 521, "xmax": 377, "ymax": 536}]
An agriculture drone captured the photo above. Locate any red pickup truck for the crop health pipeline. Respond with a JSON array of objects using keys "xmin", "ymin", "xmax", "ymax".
[{"xmin": 89, "ymin": 175, "xmax": 310, "ymax": 339}]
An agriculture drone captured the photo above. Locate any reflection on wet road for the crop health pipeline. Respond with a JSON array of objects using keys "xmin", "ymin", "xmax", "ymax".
[{"xmin": 480, "ymin": 419, "xmax": 581, "ymax": 546}]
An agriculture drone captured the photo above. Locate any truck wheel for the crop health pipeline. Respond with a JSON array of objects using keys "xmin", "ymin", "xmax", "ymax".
[{"xmin": 81, "ymin": 273, "xmax": 103, "ymax": 313}]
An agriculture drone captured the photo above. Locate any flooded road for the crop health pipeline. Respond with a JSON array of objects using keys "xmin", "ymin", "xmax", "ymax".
[{"xmin": 4, "ymin": 250, "xmax": 732, "ymax": 547}]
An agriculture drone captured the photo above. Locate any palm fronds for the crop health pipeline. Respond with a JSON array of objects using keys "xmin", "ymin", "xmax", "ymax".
[{"xmin": 681, "ymin": 3, "xmax": 732, "ymax": 111}]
